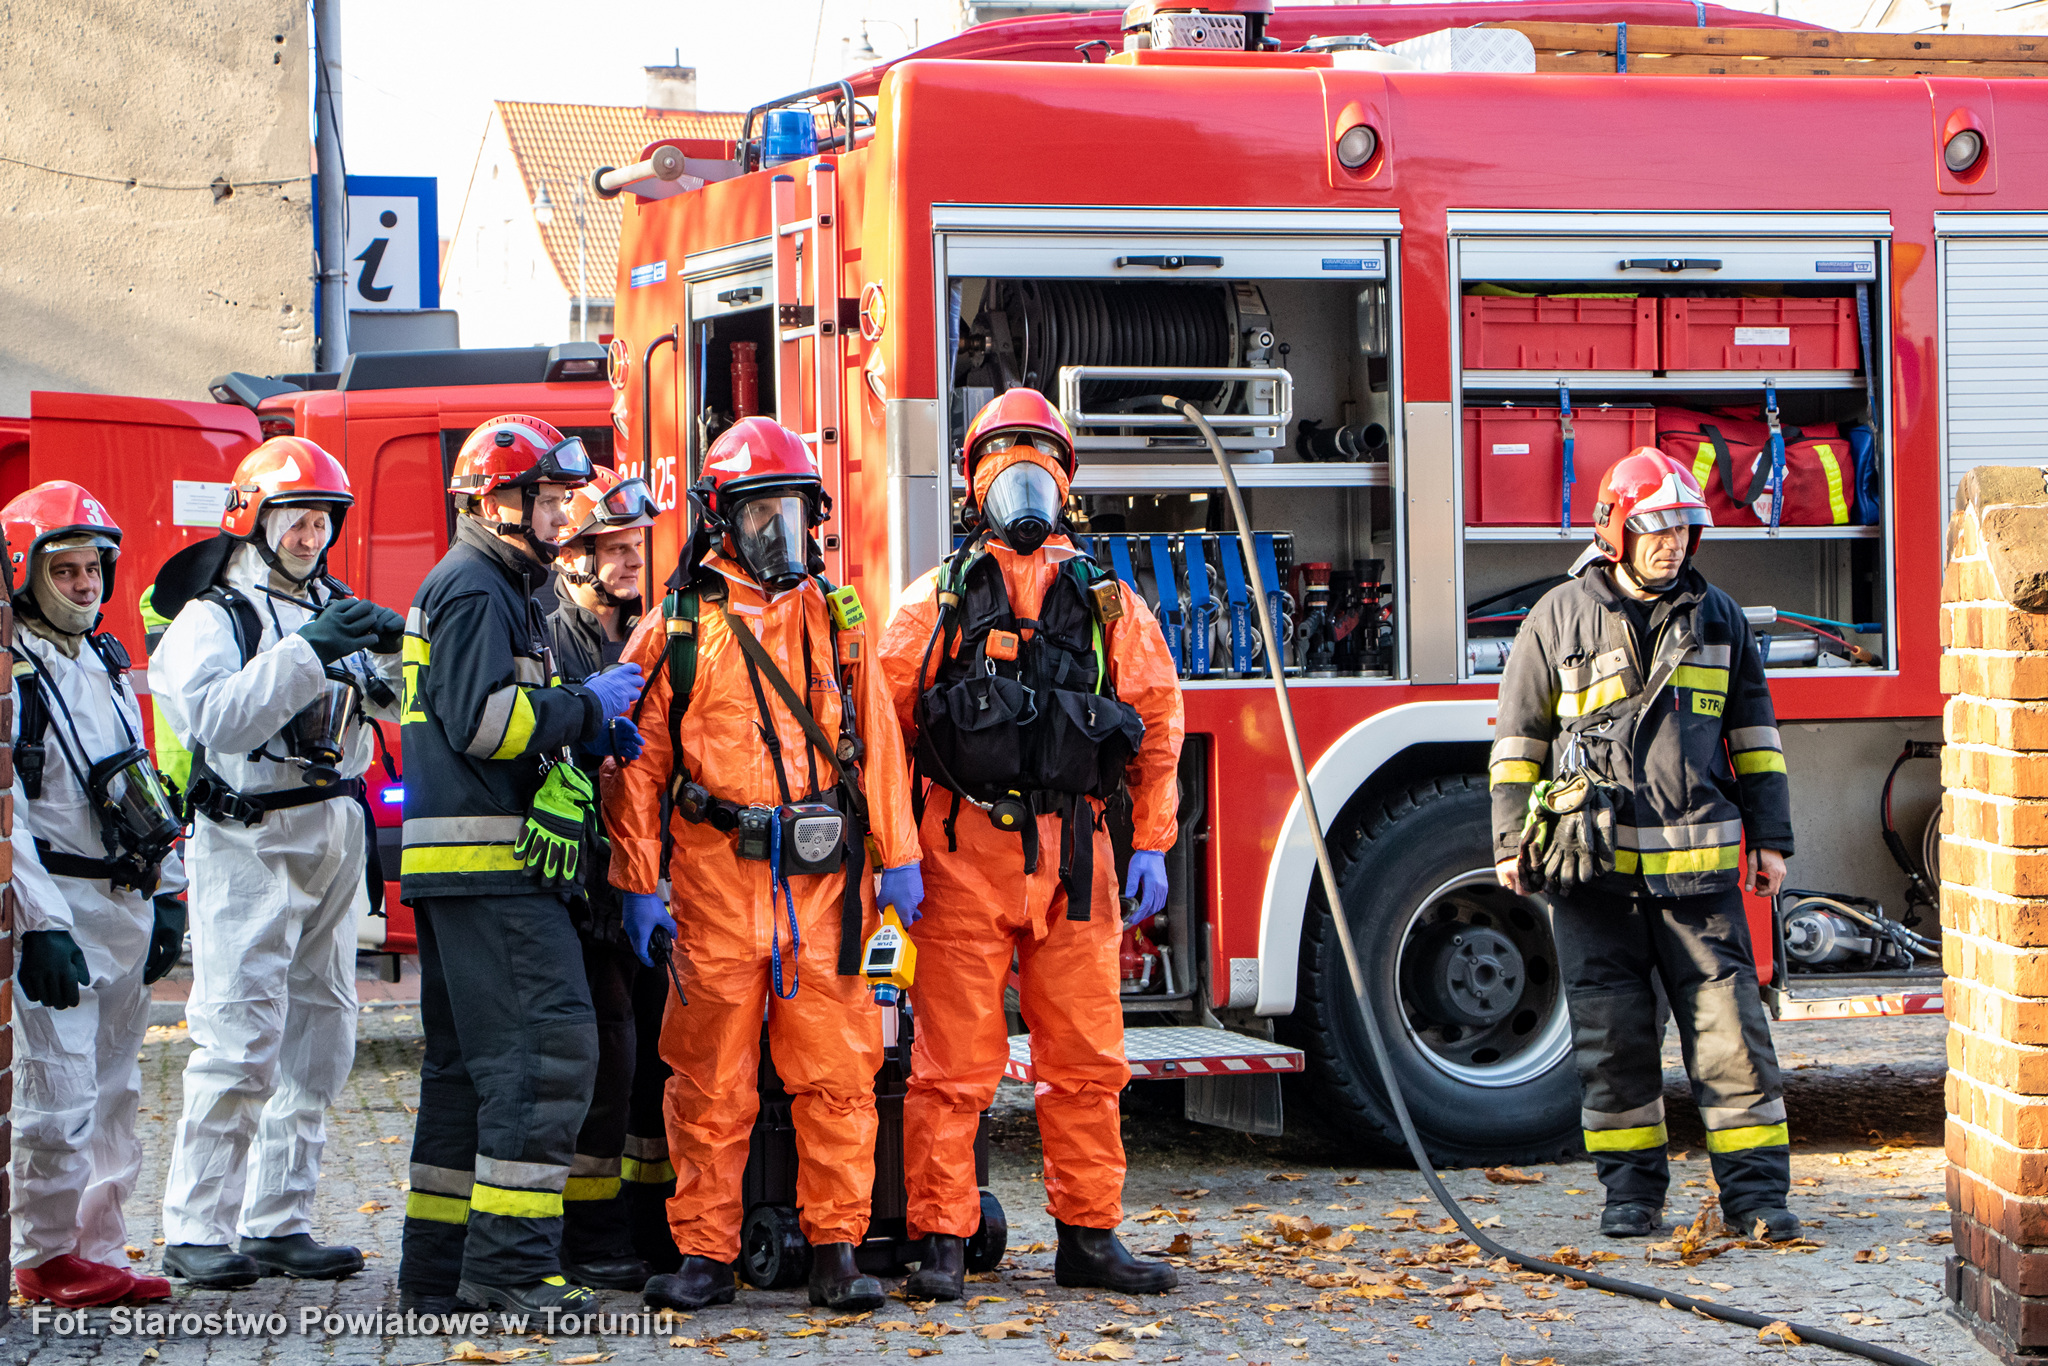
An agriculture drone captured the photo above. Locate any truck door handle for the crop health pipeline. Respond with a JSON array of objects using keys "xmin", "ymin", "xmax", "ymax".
[
  {"xmin": 1115, "ymin": 255, "xmax": 1223, "ymax": 270},
  {"xmin": 1619, "ymin": 258, "xmax": 1723, "ymax": 272}
]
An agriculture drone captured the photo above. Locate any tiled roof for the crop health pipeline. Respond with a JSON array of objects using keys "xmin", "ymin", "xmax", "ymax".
[{"xmin": 495, "ymin": 101, "xmax": 744, "ymax": 302}]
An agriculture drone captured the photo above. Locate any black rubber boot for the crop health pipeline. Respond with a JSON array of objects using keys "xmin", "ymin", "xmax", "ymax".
[
  {"xmin": 1053, "ymin": 1221, "xmax": 1177, "ymax": 1294},
  {"xmin": 238, "ymin": 1234, "xmax": 366, "ymax": 1281},
  {"xmin": 903, "ymin": 1234, "xmax": 965, "ymax": 1302},
  {"xmin": 808, "ymin": 1242, "xmax": 885, "ymax": 1311},
  {"xmin": 643, "ymin": 1256, "xmax": 736, "ymax": 1312},
  {"xmin": 399, "ymin": 1289, "xmax": 465, "ymax": 1316},
  {"xmin": 1599, "ymin": 1204, "xmax": 1662, "ymax": 1238},
  {"xmin": 1727, "ymin": 1205, "xmax": 1804, "ymax": 1242},
  {"xmin": 456, "ymin": 1276, "xmax": 599, "ymax": 1314},
  {"xmin": 162, "ymin": 1244, "xmax": 261, "ymax": 1289},
  {"xmin": 564, "ymin": 1254, "xmax": 652, "ymax": 1291}
]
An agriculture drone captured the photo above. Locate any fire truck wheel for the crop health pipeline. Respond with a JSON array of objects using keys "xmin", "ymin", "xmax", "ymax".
[
  {"xmin": 740, "ymin": 1203, "xmax": 812, "ymax": 1289},
  {"xmin": 1282, "ymin": 775, "xmax": 1581, "ymax": 1166},
  {"xmin": 964, "ymin": 1190, "xmax": 1009, "ymax": 1272}
]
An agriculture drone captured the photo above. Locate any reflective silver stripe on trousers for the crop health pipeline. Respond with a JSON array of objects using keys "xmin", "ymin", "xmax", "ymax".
[
  {"xmin": 1491, "ymin": 736, "xmax": 1550, "ymax": 763},
  {"xmin": 1582, "ymin": 1098, "xmax": 1667, "ymax": 1131},
  {"xmin": 1701, "ymin": 1099, "xmax": 1787, "ymax": 1130},
  {"xmin": 623, "ymin": 1134, "xmax": 669, "ymax": 1160},
  {"xmin": 1727, "ymin": 726, "xmax": 1782, "ymax": 752},
  {"xmin": 410, "ymin": 1163, "xmax": 475, "ymax": 1198},
  {"xmin": 1614, "ymin": 819, "xmax": 1745, "ymax": 852},
  {"xmin": 465, "ymin": 684, "xmax": 524, "ymax": 759},
  {"xmin": 475, "ymin": 1156, "xmax": 571, "ymax": 1193},
  {"xmin": 570, "ymin": 1154, "xmax": 622, "ymax": 1178},
  {"xmin": 514, "ymin": 656, "xmax": 549, "ymax": 686},
  {"xmin": 403, "ymin": 815, "xmax": 528, "ymax": 845}
]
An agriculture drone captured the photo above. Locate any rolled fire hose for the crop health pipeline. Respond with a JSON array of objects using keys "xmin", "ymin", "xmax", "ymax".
[{"xmin": 1162, "ymin": 395, "xmax": 1930, "ymax": 1366}]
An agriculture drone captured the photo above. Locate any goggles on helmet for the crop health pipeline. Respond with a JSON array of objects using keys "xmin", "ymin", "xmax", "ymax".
[
  {"xmin": 982, "ymin": 461, "xmax": 1063, "ymax": 555},
  {"xmin": 732, "ymin": 492, "xmax": 811, "ymax": 593},
  {"xmin": 531, "ymin": 436, "xmax": 596, "ymax": 485},
  {"xmin": 1625, "ymin": 507, "xmax": 1711, "ymax": 535},
  {"xmin": 974, "ymin": 431, "xmax": 1070, "ymax": 464},
  {"xmin": 592, "ymin": 476, "xmax": 658, "ymax": 528}
]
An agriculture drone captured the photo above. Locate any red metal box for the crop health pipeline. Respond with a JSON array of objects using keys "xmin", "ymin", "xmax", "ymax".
[
  {"xmin": 1660, "ymin": 297, "xmax": 1861, "ymax": 371},
  {"xmin": 1464, "ymin": 405, "xmax": 1657, "ymax": 526},
  {"xmin": 1461, "ymin": 296, "xmax": 1658, "ymax": 371}
]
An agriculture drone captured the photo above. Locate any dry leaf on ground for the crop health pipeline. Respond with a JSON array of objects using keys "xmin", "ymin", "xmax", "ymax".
[
  {"xmin": 558, "ymin": 1354, "xmax": 611, "ymax": 1364},
  {"xmin": 1485, "ymin": 1166, "xmax": 1544, "ymax": 1185},
  {"xmin": 359, "ymin": 1202, "xmax": 389, "ymax": 1214},
  {"xmin": 1758, "ymin": 1322, "xmax": 1802, "ymax": 1345},
  {"xmin": 976, "ymin": 1320, "xmax": 1035, "ymax": 1340}
]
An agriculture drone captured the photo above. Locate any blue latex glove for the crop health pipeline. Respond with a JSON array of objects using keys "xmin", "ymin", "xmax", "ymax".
[
  {"xmin": 582, "ymin": 664, "xmax": 645, "ymax": 720},
  {"xmin": 1123, "ymin": 851, "xmax": 1169, "ymax": 927},
  {"xmin": 876, "ymin": 863, "xmax": 925, "ymax": 926},
  {"xmin": 607, "ymin": 716, "xmax": 644, "ymax": 763},
  {"xmin": 623, "ymin": 892, "xmax": 668, "ymax": 968}
]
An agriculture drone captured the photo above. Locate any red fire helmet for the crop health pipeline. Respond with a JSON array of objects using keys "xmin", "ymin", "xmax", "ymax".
[
  {"xmin": 221, "ymin": 437, "xmax": 353, "ymax": 540},
  {"xmin": 1590, "ymin": 449, "xmax": 1713, "ymax": 563},
  {"xmin": 698, "ymin": 416, "xmax": 824, "ymax": 520},
  {"xmin": 560, "ymin": 466, "xmax": 659, "ymax": 545},
  {"xmin": 961, "ymin": 388, "xmax": 1076, "ymax": 502},
  {"xmin": 3, "ymin": 480, "xmax": 121, "ymax": 598},
  {"xmin": 450, "ymin": 415, "xmax": 596, "ymax": 502}
]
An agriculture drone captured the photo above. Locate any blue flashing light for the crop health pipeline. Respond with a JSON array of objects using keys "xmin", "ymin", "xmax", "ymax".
[{"xmin": 379, "ymin": 786, "xmax": 405, "ymax": 805}]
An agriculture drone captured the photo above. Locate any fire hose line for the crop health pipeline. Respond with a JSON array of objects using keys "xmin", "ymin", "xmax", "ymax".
[{"xmin": 1162, "ymin": 395, "xmax": 1932, "ymax": 1366}]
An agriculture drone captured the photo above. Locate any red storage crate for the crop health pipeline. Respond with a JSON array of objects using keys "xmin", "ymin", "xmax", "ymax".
[
  {"xmin": 1461, "ymin": 296, "xmax": 1658, "ymax": 371},
  {"xmin": 1463, "ymin": 405, "xmax": 1657, "ymax": 526},
  {"xmin": 1660, "ymin": 297, "xmax": 1861, "ymax": 371}
]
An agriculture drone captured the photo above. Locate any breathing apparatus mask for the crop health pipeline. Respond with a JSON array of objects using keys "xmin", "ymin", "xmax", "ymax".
[
  {"xmin": 282, "ymin": 665, "xmax": 365, "ymax": 788},
  {"xmin": 88, "ymin": 748, "xmax": 182, "ymax": 889},
  {"xmin": 973, "ymin": 436, "xmax": 1069, "ymax": 556},
  {"xmin": 729, "ymin": 490, "xmax": 813, "ymax": 594}
]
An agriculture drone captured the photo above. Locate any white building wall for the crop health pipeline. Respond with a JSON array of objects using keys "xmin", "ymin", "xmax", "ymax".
[{"xmin": 440, "ymin": 115, "xmax": 572, "ymax": 349}]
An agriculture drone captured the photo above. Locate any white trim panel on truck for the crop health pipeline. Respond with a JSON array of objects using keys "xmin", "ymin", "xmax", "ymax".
[
  {"xmin": 1252, "ymin": 699, "xmax": 1499, "ymax": 1018},
  {"xmin": 1936, "ymin": 216, "xmax": 2048, "ymax": 515}
]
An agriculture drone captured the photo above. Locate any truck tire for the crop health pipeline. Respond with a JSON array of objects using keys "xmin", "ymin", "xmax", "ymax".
[{"xmin": 1282, "ymin": 775, "xmax": 1582, "ymax": 1167}]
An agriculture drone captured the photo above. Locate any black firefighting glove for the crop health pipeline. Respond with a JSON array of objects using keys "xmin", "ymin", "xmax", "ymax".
[
  {"xmin": 298, "ymin": 599, "xmax": 384, "ymax": 664},
  {"xmin": 19, "ymin": 930, "xmax": 90, "ymax": 1010},
  {"xmin": 364, "ymin": 602, "xmax": 407, "ymax": 655},
  {"xmin": 143, "ymin": 896, "xmax": 187, "ymax": 985},
  {"xmin": 1536, "ymin": 771, "xmax": 1618, "ymax": 895}
]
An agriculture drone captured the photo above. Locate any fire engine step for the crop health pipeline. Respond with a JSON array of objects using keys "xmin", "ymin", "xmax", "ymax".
[
  {"xmin": 1003, "ymin": 1026, "xmax": 1304, "ymax": 1083},
  {"xmin": 1767, "ymin": 987, "xmax": 1945, "ymax": 1021}
]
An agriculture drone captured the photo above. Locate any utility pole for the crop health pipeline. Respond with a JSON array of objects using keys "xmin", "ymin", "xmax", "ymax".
[{"xmin": 314, "ymin": 0, "xmax": 350, "ymax": 371}]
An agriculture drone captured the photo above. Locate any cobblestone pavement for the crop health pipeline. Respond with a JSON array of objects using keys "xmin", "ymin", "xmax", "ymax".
[{"xmin": 4, "ymin": 997, "xmax": 1977, "ymax": 1366}]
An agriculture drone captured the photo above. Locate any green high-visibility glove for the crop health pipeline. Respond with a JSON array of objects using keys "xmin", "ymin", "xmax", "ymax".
[{"xmin": 514, "ymin": 763, "xmax": 595, "ymax": 887}]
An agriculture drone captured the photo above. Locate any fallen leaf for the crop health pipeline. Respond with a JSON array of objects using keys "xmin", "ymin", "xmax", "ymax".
[
  {"xmin": 1758, "ymin": 1322, "xmax": 1801, "ymax": 1345},
  {"xmin": 558, "ymin": 1355, "xmax": 611, "ymax": 1364},
  {"xmin": 1485, "ymin": 1166, "xmax": 1545, "ymax": 1185},
  {"xmin": 1166, "ymin": 1233, "xmax": 1194, "ymax": 1256},
  {"xmin": 918, "ymin": 1322, "xmax": 962, "ymax": 1338},
  {"xmin": 359, "ymin": 1201, "xmax": 389, "ymax": 1214},
  {"xmin": 1268, "ymin": 1172, "xmax": 1305, "ymax": 1182},
  {"xmin": 1130, "ymin": 1322, "xmax": 1166, "ymax": 1339},
  {"xmin": 1384, "ymin": 1209, "xmax": 1421, "ymax": 1220},
  {"xmin": 1086, "ymin": 1345, "xmax": 1136, "ymax": 1361},
  {"xmin": 1171, "ymin": 1188, "xmax": 1210, "ymax": 1198},
  {"xmin": 124, "ymin": 1245, "xmax": 146, "ymax": 1260},
  {"xmin": 906, "ymin": 1350, "xmax": 942, "ymax": 1359},
  {"xmin": 1233, "ymin": 1203, "xmax": 1269, "ymax": 1213},
  {"xmin": 1854, "ymin": 1247, "xmax": 1890, "ymax": 1264},
  {"xmin": 1283, "ymin": 1339, "xmax": 1307, "ymax": 1348},
  {"xmin": 725, "ymin": 1329, "xmax": 764, "ymax": 1342},
  {"xmin": 976, "ymin": 1320, "xmax": 1035, "ymax": 1340},
  {"xmin": 1410, "ymin": 1314, "xmax": 1433, "ymax": 1329},
  {"xmin": 448, "ymin": 1345, "xmax": 528, "ymax": 1364},
  {"xmin": 381, "ymin": 1134, "xmax": 405, "ymax": 1143},
  {"xmin": 965, "ymin": 1296, "xmax": 1008, "ymax": 1307},
  {"xmin": 783, "ymin": 1328, "xmax": 829, "ymax": 1339}
]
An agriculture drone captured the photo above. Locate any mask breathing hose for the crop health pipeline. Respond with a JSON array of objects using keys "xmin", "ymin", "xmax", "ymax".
[{"xmin": 1163, "ymin": 395, "xmax": 1929, "ymax": 1366}]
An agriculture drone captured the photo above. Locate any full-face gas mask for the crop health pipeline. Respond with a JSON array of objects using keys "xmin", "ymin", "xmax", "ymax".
[
  {"xmin": 284, "ymin": 667, "xmax": 365, "ymax": 788},
  {"xmin": 731, "ymin": 492, "xmax": 812, "ymax": 594},
  {"xmin": 981, "ymin": 460, "xmax": 1063, "ymax": 556},
  {"xmin": 88, "ymin": 747, "xmax": 182, "ymax": 892}
]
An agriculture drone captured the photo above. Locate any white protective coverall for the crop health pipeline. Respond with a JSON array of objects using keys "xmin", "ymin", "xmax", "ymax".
[
  {"xmin": 6, "ymin": 625, "xmax": 159, "ymax": 1270},
  {"xmin": 150, "ymin": 543, "xmax": 401, "ymax": 1245}
]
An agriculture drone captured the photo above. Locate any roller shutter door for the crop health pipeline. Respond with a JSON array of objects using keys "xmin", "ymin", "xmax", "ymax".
[{"xmin": 1944, "ymin": 237, "xmax": 2048, "ymax": 510}]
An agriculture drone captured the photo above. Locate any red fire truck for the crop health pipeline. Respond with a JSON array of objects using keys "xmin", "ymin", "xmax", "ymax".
[
  {"xmin": 8, "ymin": 346, "xmax": 616, "ymax": 956},
  {"xmin": 587, "ymin": 0, "xmax": 2025, "ymax": 1162}
]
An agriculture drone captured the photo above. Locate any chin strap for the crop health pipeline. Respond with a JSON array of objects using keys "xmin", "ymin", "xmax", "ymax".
[{"xmin": 471, "ymin": 489, "xmax": 558, "ymax": 564}]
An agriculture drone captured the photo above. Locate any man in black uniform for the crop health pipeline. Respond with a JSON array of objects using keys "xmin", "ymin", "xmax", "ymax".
[
  {"xmin": 1490, "ymin": 451, "xmax": 1798, "ymax": 1242},
  {"xmin": 395, "ymin": 416, "xmax": 646, "ymax": 1314},
  {"xmin": 541, "ymin": 468, "xmax": 680, "ymax": 1285}
]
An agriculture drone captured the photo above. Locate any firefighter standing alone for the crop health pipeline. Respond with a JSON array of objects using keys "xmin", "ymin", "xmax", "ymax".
[
  {"xmin": 876, "ymin": 390, "xmax": 1184, "ymax": 1300},
  {"xmin": 1489, "ymin": 450, "xmax": 1800, "ymax": 1241},
  {"xmin": 604, "ymin": 416, "xmax": 922, "ymax": 1315}
]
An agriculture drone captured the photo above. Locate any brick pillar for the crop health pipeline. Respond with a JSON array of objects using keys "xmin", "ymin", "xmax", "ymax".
[{"xmin": 1941, "ymin": 466, "xmax": 2048, "ymax": 1361}]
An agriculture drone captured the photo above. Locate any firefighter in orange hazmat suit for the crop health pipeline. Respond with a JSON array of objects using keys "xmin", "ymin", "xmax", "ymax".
[
  {"xmin": 877, "ymin": 389, "xmax": 1185, "ymax": 1300},
  {"xmin": 603, "ymin": 417, "xmax": 921, "ymax": 1314}
]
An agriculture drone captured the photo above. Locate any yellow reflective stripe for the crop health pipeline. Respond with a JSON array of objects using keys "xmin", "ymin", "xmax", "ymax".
[
  {"xmin": 1733, "ymin": 750, "xmax": 1788, "ymax": 776},
  {"xmin": 621, "ymin": 1157, "xmax": 676, "ymax": 1184},
  {"xmin": 1692, "ymin": 442, "xmax": 1716, "ymax": 491},
  {"xmin": 1584, "ymin": 1122, "xmax": 1669, "ymax": 1152},
  {"xmin": 1556, "ymin": 674, "xmax": 1630, "ymax": 718},
  {"xmin": 1616, "ymin": 845, "xmax": 1744, "ymax": 877},
  {"xmin": 486, "ymin": 689, "xmax": 538, "ymax": 762},
  {"xmin": 563, "ymin": 1176, "xmax": 622, "ymax": 1202},
  {"xmin": 405, "ymin": 1191, "xmax": 472, "ymax": 1225},
  {"xmin": 1670, "ymin": 665, "xmax": 1728, "ymax": 694},
  {"xmin": 400, "ymin": 844, "xmax": 528, "ymax": 876},
  {"xmin": 402, "ymin": 634, "xmax": 432, "ymax": 665},
  {"xmin": 1814, "ymin": 444, "xmax": 1849, "ymax": 525},
  {"xmin": 401, "ymin": 662, "xmax": 427, "ymax": 725},
  {"xmin": 470, "ymin": 1183, "xmax": 564, "ymax": 1219},
  {"xmin": 1705, "ymin": 1122, "xmax": 1790, "ymax": 1154},
  {"xmin": 1490, "ymin": 760, "xmax": 1542, "ymax": 788}
]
